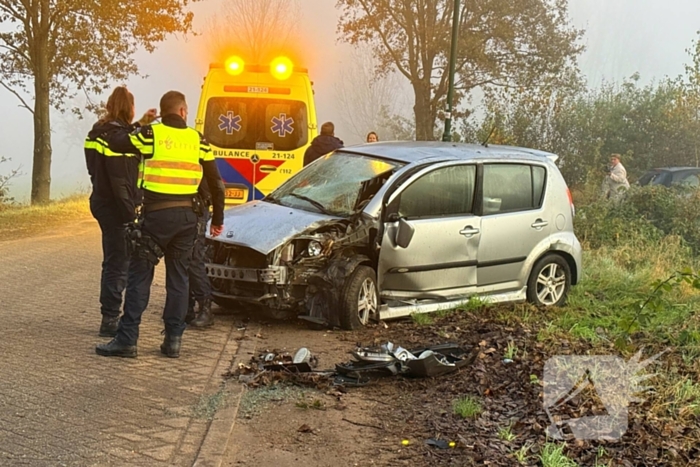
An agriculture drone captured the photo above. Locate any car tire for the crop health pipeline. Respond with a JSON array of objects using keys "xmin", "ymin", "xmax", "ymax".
[
  {"xmin": 526, "ymin": 254, "xmax": 571, "ymax": 307},
  {"xmin": 340, "ymin": 266, "xmax": 378, "ymax": 330}
]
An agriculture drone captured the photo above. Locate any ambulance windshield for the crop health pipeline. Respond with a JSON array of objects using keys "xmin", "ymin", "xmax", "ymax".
[{"xmin": 204, "ymin": 97, "xmax": 309, "ymax": 151}]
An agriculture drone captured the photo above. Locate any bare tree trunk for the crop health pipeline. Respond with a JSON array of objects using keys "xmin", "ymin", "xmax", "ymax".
[
  {"xmin": 31, "ymin": 47, "xmax": 52, "ymax": 204},
  {"xmin": 413, "ymin": 82, "xmax": 436, "ymax": 141}
]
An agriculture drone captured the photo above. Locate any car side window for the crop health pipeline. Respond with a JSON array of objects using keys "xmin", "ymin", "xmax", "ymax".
[
  {"xmin": 676, "ymin": 173, "xmax": 700, "ymax": 187},
  {"xmin": 482, "ymin": 164, "xmax": 546, "ymax": 214},
  {"xmin": 398, "ymin": 165, "xmax": 476, "ymax": 219}
]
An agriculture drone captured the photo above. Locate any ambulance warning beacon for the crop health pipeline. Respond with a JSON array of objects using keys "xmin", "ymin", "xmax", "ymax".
[{"xmin": 195, "ymin": 56, "xmax": 318, "ymax": 204}]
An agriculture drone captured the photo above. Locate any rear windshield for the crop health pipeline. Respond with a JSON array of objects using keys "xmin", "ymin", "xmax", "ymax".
[{"xmin": 204, "ymin": 97, "xmax": 309, "ymax": 151}]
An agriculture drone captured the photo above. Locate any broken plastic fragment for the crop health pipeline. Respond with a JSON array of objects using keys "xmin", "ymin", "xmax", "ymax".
[
  {"xmin": 392, "ymin": 346, "xmax": 417, "ymax": 361},
  {"xmin": 425, "ymin": 439, "xmax": 450, "ymax": 449},
  {"xmin": 293, "ymin": 347, "xmax": 311, "ymax": 364}
]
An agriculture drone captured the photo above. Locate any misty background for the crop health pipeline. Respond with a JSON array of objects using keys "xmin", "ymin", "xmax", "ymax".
[{"xmin": 2, "ymin": 0, "xmax": 700, "ymax": 201}]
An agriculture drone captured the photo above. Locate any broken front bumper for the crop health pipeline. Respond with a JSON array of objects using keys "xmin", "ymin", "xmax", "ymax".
[
  {"xmin": 206, "ymin": 262, "xmax": 295, "ymax": 306},
  {"xmin": 205, "ymin": 263, "xmax": 288, "ymax": 285}
]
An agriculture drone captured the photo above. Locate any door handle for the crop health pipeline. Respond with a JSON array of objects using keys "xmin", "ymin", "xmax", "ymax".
[
  {"xmin": 460, "ymin": 226, "xmax": 480, "ymax": 238},
  {"xmin": 531, "ymin": 219, "xmax": 549, "ymax": 230}
]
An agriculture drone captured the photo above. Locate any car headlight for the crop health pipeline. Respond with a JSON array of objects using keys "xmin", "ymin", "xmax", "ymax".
[{"xmin": 307, "ymin": 241, "xmax": 323, "ymax": 257}]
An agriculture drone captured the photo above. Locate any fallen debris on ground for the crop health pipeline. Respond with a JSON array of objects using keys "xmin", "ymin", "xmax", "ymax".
[{"xmin": 226, "ymin": 341, "xmax": 476, "ymax": 389}]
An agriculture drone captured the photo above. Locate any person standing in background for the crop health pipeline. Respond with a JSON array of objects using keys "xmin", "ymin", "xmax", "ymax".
[
  {"xmin": 303, "ymin": 122, "xmax": 343, "ymax": 166},
  {"xmin": 601, "ymin": 153, "xmax": 630, "ymax": 200},
  {"xmin": 186, "ymin": 177, "xmax": 215, "ymax": 328}
]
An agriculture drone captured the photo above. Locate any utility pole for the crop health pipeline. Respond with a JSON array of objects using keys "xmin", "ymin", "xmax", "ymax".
[{"xmin": 442, "ymin": 0, "xmax": 461, "ymax": 142}]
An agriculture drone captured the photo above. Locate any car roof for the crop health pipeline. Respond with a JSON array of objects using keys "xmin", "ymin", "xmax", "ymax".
[
  {"xmin": 340, "ymin": 141, "xmax": 559, "ymax": 164},
  {"xmin": 647, "ymin": 167, "xmax": 700, "ymax": 172}
]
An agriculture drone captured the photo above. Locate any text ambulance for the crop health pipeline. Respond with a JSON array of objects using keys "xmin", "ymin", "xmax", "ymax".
[{"xmin": 195, "ymin": 56, "xmax": 318, "ymax": 205}]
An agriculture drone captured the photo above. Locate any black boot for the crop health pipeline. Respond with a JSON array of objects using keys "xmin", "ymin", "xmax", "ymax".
[
  {"xmin": 96, "ymin": 338, "xmax": 137, "ymax": 358},
  {"xmin": 190, "ymin": 298, "xmax": 214, "ymax": 328},
  {"xmin": 160, "ymin": 333, "xmax": 182, "ymax": 358},
  {"xmin": 185, "ymin": 298, "xmax": 196, "ymax": 325},
  {"xmin": 99, "ymin": 316, "xmax": 119, "ymax": 337}
]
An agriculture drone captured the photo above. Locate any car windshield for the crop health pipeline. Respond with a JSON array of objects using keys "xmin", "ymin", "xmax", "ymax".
[{"xmin": 266, "ymin": 152, "xmax": 401, "ymax": 217}]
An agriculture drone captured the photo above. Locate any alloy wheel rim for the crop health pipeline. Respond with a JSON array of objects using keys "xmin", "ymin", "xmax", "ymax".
[
  {"xmin": 536, "ymin": 263, "xmax": 566, "ymax": 305},
  {"xmin": 357, "ymin": 278, "xmax": 377, "ymax": 325}
]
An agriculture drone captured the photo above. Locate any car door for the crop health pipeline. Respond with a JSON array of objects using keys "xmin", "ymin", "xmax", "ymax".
[
  {"xmin": 476, "ymin": 163, "xmax": 550, "ymax": 288},
  {"xmin": 378, "ymin": 163, "xmax": 481, "ymax": 299}
]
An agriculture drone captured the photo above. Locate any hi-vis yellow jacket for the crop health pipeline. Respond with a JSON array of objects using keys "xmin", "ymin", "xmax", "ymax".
[
  {"xmin": 106, "ymin": 114, "xmax": 225, "ymax": 226},
  {"xmin": 130, "ymin": 123, "xmax": 214, "ymax": 196}
]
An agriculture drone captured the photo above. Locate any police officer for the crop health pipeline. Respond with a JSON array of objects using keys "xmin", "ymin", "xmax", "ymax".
[
  {"xmin": 84, "ymin": 86, "xmax": 155, "ymax": 337},
  {"xmin": 186, "ymin": 177, "xmax": 215, "ymax": 328},
  {"xmin": 96, "ymin": 90, "xmax": 225, "ymax": 359}
]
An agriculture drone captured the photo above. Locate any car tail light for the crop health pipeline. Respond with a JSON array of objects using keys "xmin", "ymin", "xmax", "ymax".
[{"xmin": 566, "ymin": 187, "xmax": 575, "ymax": 217}]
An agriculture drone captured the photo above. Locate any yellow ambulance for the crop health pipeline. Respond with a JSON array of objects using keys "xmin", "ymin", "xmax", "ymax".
[{"xmin": 195, "ymin": 56, "xmax": 318, "ymax": 204}]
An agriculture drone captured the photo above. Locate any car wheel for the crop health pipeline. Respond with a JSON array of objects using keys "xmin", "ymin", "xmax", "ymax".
[
  {"xmin": 340, "ymin": 266, "xmax": 378, "ymax": 330},
  {"xmin": 526, "ymin": 254, "xmax": 571, "ymax": 307}
]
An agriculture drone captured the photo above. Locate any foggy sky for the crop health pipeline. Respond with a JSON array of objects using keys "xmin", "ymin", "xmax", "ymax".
[{"xmin": 2, "ymin": 0, "xmax": 700, "ymax": 201}]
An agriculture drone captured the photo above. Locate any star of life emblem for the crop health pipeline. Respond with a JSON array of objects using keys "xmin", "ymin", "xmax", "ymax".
[
  {"xmin": 271, "ymin": 113, "xmax": 294, "ymax": 137},
  {"xmin": 218, "ymin": 111, "xmax": 242, "ymax": 135}
]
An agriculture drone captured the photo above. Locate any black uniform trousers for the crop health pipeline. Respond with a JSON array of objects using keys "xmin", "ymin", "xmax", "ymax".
[
  {"xmin": 90, "ymin": 197, "xmax": 129, "ymax": 319},
  {"xmin": 116, "ymin": 207, "xmax": 198, "ymax": 346},
  {"xmin": 188, "ymin": 209, "xmax": 212, "ymax": 304}
]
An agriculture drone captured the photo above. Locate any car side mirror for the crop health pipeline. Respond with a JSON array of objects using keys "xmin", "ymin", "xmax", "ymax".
[
  {"xmin": 396, "ymin": 218, "xmax": 415, "ymax": 249},
  {"xmin": 385, "ymin": 196, "xmax": 400, "ymax": 221},
  {"xmin": 386, "ymin": 212, "xmax": 400, "ymax": 223}
]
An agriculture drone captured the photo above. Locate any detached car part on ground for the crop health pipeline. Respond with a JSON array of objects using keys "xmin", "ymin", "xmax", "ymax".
[
  {"xmin": 206, "ymin": 142, "xmax": 583, "ymax": 330},
  {"xmin": 234, "ymin": 342, "xmax": 475, "ymax": 387}
]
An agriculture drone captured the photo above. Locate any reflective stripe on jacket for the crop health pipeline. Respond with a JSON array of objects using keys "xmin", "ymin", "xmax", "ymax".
[
  {"xmin": 84, "ymin": 120, "xmax": 141, "ymax": 223},
  {"xmin": 131, "ymin": 123, "xmax": 207, "ymax": 195}
]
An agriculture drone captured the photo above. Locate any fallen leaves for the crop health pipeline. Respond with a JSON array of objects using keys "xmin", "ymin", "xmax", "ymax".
[{"xmin": 347, "ymin": 309, "xmax": 700, "ymax": 467}]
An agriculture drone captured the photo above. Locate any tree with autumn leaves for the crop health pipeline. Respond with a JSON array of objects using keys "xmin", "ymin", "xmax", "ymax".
[
  {"xmin": 336, "ymin": 0, "xmax": 584, "ymax": 141},
  {"xmin": 0, "ymin": 0, "xmax": 197, "ymax": 204},
  {"xmin": 463, "ymin": 35, "xmax": 700, "ymax": 187}
]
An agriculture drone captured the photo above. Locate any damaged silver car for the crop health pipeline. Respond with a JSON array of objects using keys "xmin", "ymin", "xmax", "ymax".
[{"xmin": 206, "ymin": 142, "xmax": 582, "ymax": 330}]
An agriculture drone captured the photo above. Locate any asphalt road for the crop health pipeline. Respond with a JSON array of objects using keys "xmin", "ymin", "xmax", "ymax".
[{"xmin": 0, "ymin": 220, "xmax": 238, "ymax": 466}]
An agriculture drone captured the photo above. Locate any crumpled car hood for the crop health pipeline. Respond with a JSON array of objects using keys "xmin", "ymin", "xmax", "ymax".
[{"xmin": 211, "ymin": 201, "xmax": 339, "ymax": 254}]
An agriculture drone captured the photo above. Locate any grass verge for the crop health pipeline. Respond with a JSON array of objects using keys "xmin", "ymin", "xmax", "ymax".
[
  {"xmin": 489, "ymin": 219, "xmax": 700, "ymax": 464},
  {"xmin": 0, "ymin": 195, "xmax": 91, "ymax": 241},
  {"xmin": 538, "ymin": 238, "xmax": 700, "ymax": 349},
  {"xmin": 453, "ymin": 395, "xmax": 482, "ymax": 419}
]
